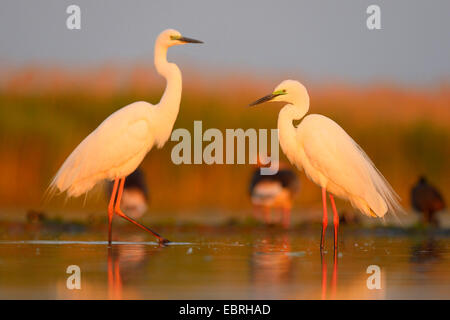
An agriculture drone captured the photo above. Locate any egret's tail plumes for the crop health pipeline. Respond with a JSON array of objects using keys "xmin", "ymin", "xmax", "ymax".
[
  {"xmin": 47, "ymin": 134, "xmax": 105, "ymax": 199},
  {"xmin": 354, "ymin": 143, "xmax": 405, "ymax": 218}
]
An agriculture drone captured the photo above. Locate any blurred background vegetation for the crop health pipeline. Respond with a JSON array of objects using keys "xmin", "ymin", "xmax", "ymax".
[{"xmin": 0, "ymin": 65, "xmax": 449, "ymax": 221}]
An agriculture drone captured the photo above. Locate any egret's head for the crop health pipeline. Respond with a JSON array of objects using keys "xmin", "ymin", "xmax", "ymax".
[
  {"xmin": 157, "ymin": 29, "xmax": 203, "ymax": 48},
  {"xmin": 249, "ymin": 80, "xmax": 309, "ymax": 107}
]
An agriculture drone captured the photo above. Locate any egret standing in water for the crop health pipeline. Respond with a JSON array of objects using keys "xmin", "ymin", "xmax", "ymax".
[
  {"xmin": 49, "ymin": 29, "xmax": 203, "ymax": 245},
  {"xmin": 249, "ymin": 80, "xmax": 403, "ymax": 250}
]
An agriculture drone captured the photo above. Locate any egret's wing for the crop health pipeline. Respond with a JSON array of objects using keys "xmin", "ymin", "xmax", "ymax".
[
  {"xmin": 300, "ymin": 115, "xmax": 401, "ymax": 216},
  {"xmin": 51, "ymin": 102, "xmax": 153, "ymax": 197}
]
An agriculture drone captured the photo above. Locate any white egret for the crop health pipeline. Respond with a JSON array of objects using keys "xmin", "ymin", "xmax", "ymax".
[
  {"xmin": 249, "ymin": 80, "xmax": 403, "ymax": 250},
  {"xmin": 48, "ymin": 29, "xmax": 203, "ymax": 245}
]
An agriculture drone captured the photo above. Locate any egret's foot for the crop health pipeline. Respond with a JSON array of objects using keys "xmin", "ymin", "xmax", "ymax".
[{"xmin": 159, "ymin": 238, "xmax": 171, "ymax": 246}]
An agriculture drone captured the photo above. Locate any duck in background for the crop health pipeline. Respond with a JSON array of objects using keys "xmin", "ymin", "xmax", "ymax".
[
  {"xmin": 249, "ymin": 162, "xmax": 300, "ymax": 228},
  {"xmin": 107, "ymin": 168, "xmax": 149, "ymax": 220},
  {"xmin": 411, "ymin": 176, "xmax": 445, "ymax": 227}
]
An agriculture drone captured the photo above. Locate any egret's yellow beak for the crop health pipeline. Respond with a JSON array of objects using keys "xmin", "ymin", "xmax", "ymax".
[
  {"xmin": 170, "ymin": 35, "xmax": 203, "ymax": 44},
  {"xmin": 248, "ymin": 90, "xmax": 286, "ymax": 107}
]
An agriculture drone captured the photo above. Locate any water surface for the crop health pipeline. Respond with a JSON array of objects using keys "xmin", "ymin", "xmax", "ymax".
[{"xmin": 0, "ymin": 225, "xmax": 448, "ymax": 299}]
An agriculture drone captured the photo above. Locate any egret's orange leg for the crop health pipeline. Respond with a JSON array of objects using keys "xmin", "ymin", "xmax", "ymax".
[
  {"xmin": 329, "ymin": 194, "xmax": 339, "ymax": 251},
  {"xmin": 108, "ymin": 179, "xmax": 120, "ymax": 245},
  {"xmin": 114, "ymin": 177, "xmax": 169, "ymax": 244},
  {"xmin": 320, "ymin": 187, "xmax": 328, "ymax": 251}
]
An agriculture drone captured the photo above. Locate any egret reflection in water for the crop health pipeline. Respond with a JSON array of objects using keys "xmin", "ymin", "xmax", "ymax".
[{"xmin": 107, "ymin": 238, "xmax": 162, "ymax": 299}]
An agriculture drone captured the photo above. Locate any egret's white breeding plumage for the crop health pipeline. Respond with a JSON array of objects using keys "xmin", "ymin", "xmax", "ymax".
[
  {"xmin": 49, "ymin": 29, "xmax": 202, "ymax": 244},
  {"xmin": 249, "ymin": 80, "xmax": 403, "ymax": 250}
]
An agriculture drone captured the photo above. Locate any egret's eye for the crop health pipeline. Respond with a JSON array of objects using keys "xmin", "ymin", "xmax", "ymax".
[{"xmin": 282, "ymin": 89, "xmax": 286, "ymax": 93}]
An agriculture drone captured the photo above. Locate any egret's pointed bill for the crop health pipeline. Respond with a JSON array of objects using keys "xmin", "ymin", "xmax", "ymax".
[
  {"xmin": 248, "ymin": 90, "xmax": 286, "ymax": 106},
  {"xmin": 171, "ymin": 35, "xmax": 203, "ymax": 43}
]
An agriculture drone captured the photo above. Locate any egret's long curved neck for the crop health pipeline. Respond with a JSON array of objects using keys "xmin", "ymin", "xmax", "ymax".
[
  {"xmin": 154, "ymin": 43, "xmax": 182, "ymax": 113},
  {"xmin": 277, "ymin": 99, "xmax": 309, "ymax": 164},
  {"xmin": 153, "ymin": 42, "xmax": 182, "ymax": 147}
]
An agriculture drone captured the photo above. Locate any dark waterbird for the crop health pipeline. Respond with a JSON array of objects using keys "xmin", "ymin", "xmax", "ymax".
[
  {"xmin": 411, "ymin": 176, "xmax": 446, "ymax": 226},
  {"xmin": 249, "ymin": 165, "xmax": 300, "ymax": 228}
]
